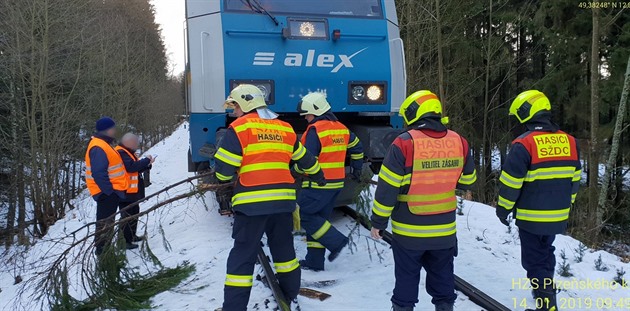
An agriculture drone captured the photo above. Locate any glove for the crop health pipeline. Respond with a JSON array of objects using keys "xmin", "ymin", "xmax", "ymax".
[
  {"xmin": 495, "ymin": 206, "xmax": 511, "ymax": 226},
  {"xmin": 316, "ymin": 178, "xmax": 327, "ymax": 187},
  {"xmin": 350, "ymin": 168, "xmax": 362, "ymax": 181},
  {"xmin": 216, "ymin": 183, "xmax": 234, "ymax": 203}
]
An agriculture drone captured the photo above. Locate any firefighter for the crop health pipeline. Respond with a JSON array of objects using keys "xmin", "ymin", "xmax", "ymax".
[
  {"xmin": 84, "ymin": 117, "xmax": 129, "ymax": 255},
  {"xmin": 496, "ymin": 90, "xmax": 581, "ymax": 311},
  {"xmin": 370, "ymin": 91, "xmax": 477, "ymax": 311},
  {"xmin": 115, "ymin": 133, "xmax": 154, "ymax": 249},
  {"xmin": 214, "ymin": 84, "xmax": 326, "ymax": 311},
  {"xmin": 295, "ymin": 92, "xmax": 364, "ymax": 271}
]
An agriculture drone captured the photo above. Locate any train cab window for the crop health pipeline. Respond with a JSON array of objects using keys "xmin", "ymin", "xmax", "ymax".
[{"xmin": 225, "ymin": 0, "xmax": 383, "ymax": 18}]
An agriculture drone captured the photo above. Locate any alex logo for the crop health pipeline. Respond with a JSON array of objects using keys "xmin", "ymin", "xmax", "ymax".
[{"xmin": 252, "ymin": 48, "xmax": 367, "ymax": 73}]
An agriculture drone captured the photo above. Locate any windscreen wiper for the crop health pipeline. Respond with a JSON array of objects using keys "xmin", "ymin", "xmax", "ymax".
[{"xmin": 245, "ymin": 0, "xmax": 279, "ymax": 26}]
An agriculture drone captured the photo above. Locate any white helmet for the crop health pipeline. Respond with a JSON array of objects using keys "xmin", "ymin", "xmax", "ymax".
[
  {"xmin": 297, "ymin": 92, "xmax": 331, "ymax": 116},
  {"xmin": 225, "ymin": 84, "xmax": 267, "ymax": 113}
]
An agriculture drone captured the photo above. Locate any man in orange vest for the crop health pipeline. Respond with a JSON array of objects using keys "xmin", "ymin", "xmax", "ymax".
[
  {"xmin": 370, "ymin": 91, "xmax": 477, "ymax": 311},
  {"xmin": 295, "ymin": 92, "xmax": 364, "ymax": 271},
  {"xmin": 214, "ymin": 84, "xmax": 325, "ymax": 311},
  {"xmin": 115, "ymin": 133, "xmax": 154, "ymax": 250},
  {"xmin": 84, "ymin": 117, "xmax": 129, "ymax": 255}
]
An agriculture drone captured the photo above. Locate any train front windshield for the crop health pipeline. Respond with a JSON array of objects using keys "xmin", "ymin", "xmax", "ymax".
[{"xmin": 224, "ymin": 0, "xmax": 383, "ymax": 18}]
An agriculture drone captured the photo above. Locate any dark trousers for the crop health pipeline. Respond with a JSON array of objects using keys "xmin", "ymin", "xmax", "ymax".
[
  {"xmin": 119, "ymin": 201, "xmax": 140, "ymax": 243},
  {"xmin": 298, "ymin": 189, "xmax": 347, "ymax": 270},
  {"xmin": 223, "ymin": 212, "xmax": 300, "ymax": 311},
  {"xmin": 519, "ymin": 228, "xmax": 556, "ymax": 290},
  {"xmin": 95, "ymin": 193, "xmax": 121, "ymax": 254},
  {"xmin": 391, "ymin": 239, "xmax": 457, "ymax": 308}
]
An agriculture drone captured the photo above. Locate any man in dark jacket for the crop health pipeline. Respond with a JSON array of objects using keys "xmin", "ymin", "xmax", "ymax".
[
  {"xmin": 116, "ymin": 133, "xmax": 154, "ymax": 249},
  {"xmin": 295, "ymin": 92, "xmax": 364, "ymax": 271},
  {"xmin": 85, "ymin": 117, "xmax": 129, "ymax": 255},
  {"xmin": 496, "ymin": 90, "xmax": 581, "ymax": 311},
  {"xmin": 214, "ymin": 84, "xmax": 326, "ymax": 311}
]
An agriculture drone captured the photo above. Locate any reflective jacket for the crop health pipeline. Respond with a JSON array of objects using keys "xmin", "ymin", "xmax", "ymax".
[
  {"xmin": 497, "ymin": 118, "xmax": 581, "ymax": 235},
  {"xmin": 299, "ymin": 113, "xmax": 363, "ymax": 189},
  {"xmin": 115, "ymin": 146, "xmax": 140, "ymax": 194},
  {"xmin": 371, "ymin": 118, "xmax": 476, "ymax": 250},
  {"xmin": 116, "ymin": 145, "xmax": 151, "ymax": 202},
  {"xmin": 85, "ymin": 136, "xmax": 128, "ymax": 197},
  {"xmin": 214, "ymin": 112, "xmax": 324, "ymax": 216}
]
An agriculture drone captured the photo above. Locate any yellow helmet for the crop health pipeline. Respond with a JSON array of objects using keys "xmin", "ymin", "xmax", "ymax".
[
  {"xmin": 399, "ymin": 90, "xmax": 448, "ymax": 125},
  {"xmin": 509, "ymin": 90, "xmax": 551, "ymax": 123},
  {"xmin": 224, "ymin": 84, "xmax": 267, "ymax": 113},
  {"xmin": 297, "ymin": 92, "xmax": 331, "ymax": 116}
]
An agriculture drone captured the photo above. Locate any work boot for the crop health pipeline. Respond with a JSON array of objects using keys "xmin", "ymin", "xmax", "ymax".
[
  {"xmin": 126, "ymin": 242, "xmax": 139, "ymax": 250},
  {"xmin": 327, "ymin": 237, "xmax": 349, "ymax": 262},
  {"xmin": 527, "ymin": 288, "xmax": 557, "ymax": 311},
  {"xmin": 392, "ymin": 303, "xmax": 414, "ymax": 311},
  {"xmin": 435, "ymin": 303, "xmax": 454, "ymax": 311},
  {"xmin": 299, "ymin": 260, "xmax": 323, "ymax": 272},
  {"xmin": 132, "ymin": 235, "xmax": 145, "ymax": 242}
]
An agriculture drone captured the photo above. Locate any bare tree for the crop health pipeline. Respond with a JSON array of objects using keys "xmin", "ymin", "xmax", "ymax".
[{"xmin": 588, "ymin": 7, "xmax": 601, "ymax": 234}]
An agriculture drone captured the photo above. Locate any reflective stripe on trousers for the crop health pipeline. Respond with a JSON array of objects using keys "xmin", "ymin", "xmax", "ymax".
[
  {"xmin": 274, "ymin": 258, "xmax": 300, "ymax": 273},
  {"xmin": 225, "ymin": 274, "xmax": 253, "ymax": 287},
  {"xmin": 311, "ymin": 221, "xmax": 331, "ymax": 240}
]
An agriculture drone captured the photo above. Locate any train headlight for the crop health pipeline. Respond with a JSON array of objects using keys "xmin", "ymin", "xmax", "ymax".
[
  {"xmin": 367, "ymin": 85, "xmax": 382, "ymax": 101},
  {"xmin": 349, "ymin": 82, "xmax": 387, "ymax": 104},
  {"xmin": 299, "ymin": 22, "xmax": 316, "ymax": 37},
  {"xmin": 230, "ymin": 79, "xmax": 275, "ymax": 105},
  {"xmin": 352, "ymin": 86, "xmax": 365, "ymax": 101},
  {"xmin": 283, "ymin": 18, "xmax": 328, "ymax": 40},
  {"xmin": 256, "ymin": 84, "xmax": 268, "ymax": 98}
]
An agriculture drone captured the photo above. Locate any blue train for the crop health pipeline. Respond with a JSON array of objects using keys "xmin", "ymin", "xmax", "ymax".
[{"xmin": 185, "ymin": 0, "xmax": 406, "ymax": 204}]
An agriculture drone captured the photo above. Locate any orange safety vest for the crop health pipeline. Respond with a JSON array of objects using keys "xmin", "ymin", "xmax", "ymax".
[
  {"xmin": 398, "ymin": 130, "xmax": 465, "ymax": 215},
  {"xmin": 85, "ymin": 137, "xmax": 129, "ymax": 196},
  {"xmin": 114, "ymin": 146, "xmax": 139, "ymax": 194},
  {"xmin": 301, "ymin": 120, "xmax": 350, "ymax": 180},
  {"xmin": 230, "ymin": 112, "xmax": 296, "ymax": 187}
]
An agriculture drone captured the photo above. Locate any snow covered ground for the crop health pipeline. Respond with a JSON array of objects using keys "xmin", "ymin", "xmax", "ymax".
[{"xmin": 2, "ymin": 123, "xmax": 630, "ymax": 311}]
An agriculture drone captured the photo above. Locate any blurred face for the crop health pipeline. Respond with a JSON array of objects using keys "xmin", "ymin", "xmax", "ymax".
[
  {"xmin": 105, "ymin": 127, "xmax": 117, "ymax": 138},
  {"xmin": 304, "ymin": 114, "xmax": 315, "ymax": 123},
  {"xmin": 124, "ymin": 137, "xmax": 140, "ymax": 151},
  {"xmin": 233, "ymin": 104, "xmax": 244, "ymax": 117}
]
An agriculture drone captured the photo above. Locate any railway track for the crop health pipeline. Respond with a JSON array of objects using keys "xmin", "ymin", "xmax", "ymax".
[
  {"xmin": 214, "ymin": 176, "xmax": 508, "ymax": 311},
  {"xmin": 338, "ymin": 205, "xmax": 511, "ymax": 311},
  {"xmin": 254, "ymin": 205, "xmax": 510, "ymax": 311},
  {"xmin": 257, "ymin": 246, "xmax": 292, "ymax": 311}
]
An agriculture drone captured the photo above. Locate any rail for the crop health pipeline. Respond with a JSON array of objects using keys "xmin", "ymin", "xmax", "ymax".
[
  {"xmin": 257, "ymin": 245, "xmax": 291, "ymax": 311},
  {"xmin": 338, "ymin": 205, "xmax": 511, "ymax": 311}
]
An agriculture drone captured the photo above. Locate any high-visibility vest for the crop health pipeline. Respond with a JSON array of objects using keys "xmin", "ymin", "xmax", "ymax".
[
  {"xmin": 114, "ymin": 146, "xmax": 139, "ymax": 194},
  {"xmin": 85, "ymin": 137, "xmax": 128, "ymax": 196},
  {"xmin": 398, "ymin": 130, "xmax": 464, "ymax": 215},
  {"xmin": 230, "ymin": 112, "xmax": 296, "ymax": 187},
  {"xmin": 301, "ymin": 120, "xmax": 350, "ymax": 180}
]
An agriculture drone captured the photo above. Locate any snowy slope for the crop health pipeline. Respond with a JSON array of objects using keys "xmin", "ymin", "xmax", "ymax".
[{"xmin": 2, "ymin": 122, "xmax": 630, "ymax": 311}]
